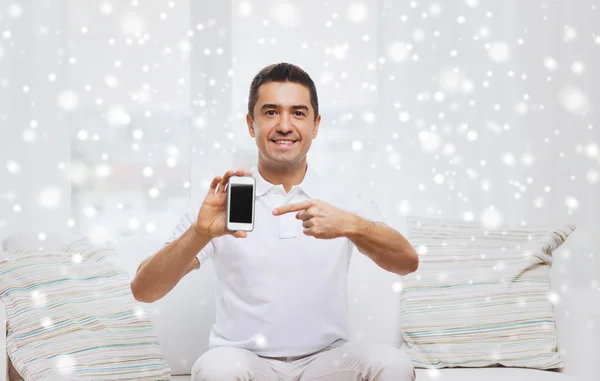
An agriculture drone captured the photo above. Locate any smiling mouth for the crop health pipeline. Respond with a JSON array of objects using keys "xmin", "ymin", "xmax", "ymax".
[{"xmin": 271, "ymin": 140, "xmax": 298, "ymax": 148}]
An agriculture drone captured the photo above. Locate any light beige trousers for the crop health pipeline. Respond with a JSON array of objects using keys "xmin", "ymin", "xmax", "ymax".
[{"xmin": 191, "ymin": 339, "xmax": 416, "ymax": 381}]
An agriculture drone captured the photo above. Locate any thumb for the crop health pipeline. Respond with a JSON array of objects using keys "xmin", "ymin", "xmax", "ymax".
[{"xmin": 231, "ymin": 231, "xmax": 247, "ymax": 239}]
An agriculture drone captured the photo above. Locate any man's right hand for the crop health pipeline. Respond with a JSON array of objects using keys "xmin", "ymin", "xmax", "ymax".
[{"xmin": 193, "ymin": 168, "xmax": 253, "ymax": 239}]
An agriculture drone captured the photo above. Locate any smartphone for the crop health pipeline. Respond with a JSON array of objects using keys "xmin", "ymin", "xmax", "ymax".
[{"xmin": 226, "ymin": 175, "xmax": 256, "ymax": 232}]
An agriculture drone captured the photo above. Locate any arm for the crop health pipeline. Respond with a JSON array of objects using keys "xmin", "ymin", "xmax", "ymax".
[
  {"xmin": 135, "ymin": 255, "xmax": 199, "ymax": 277},
  {"xmin": 273, "ymin": 199, "xmax": 419, "ymax": 276},
  {"xmin": 345, "ymin": 216, "xmax": 419, "ymax": 276},
  {"xmin": 130, "ymin": 224, "xmax": 209, "ymax": 303}
]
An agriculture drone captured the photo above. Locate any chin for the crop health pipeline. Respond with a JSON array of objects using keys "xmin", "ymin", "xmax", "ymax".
[{"xmin": 264, "ymin": 155, "xmax": 302, "ymax": 166}]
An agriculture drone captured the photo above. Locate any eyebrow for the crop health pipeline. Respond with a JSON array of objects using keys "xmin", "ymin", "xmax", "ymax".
[{"xmin": 259, "ymin": 104, "xmax": 309, "ymax": 113}]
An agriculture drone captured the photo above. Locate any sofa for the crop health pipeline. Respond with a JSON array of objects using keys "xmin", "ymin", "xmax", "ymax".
[{"xmin": 1, "ymin": 230, "xmax": 598, "ymax": 381}]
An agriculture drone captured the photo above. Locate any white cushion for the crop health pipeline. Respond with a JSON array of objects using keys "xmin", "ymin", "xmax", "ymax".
[
  {"xmin": 401, "ymin": 215, "xmax": 575, "ymax": 369},
  {"xmin": 0, "ymin": 243, "xmax": 171, "ymax": 380},
  {"xmin": 147, "ymin": 366, "xmax": 576, "ymax": 380},
  {"xmin": 415, "ymin": 367, "xmax": 574, "ymax": 381}
]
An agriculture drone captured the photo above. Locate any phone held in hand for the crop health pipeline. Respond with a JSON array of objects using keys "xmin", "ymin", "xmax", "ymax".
[{"xmin": 226, "ymin": 175, "xmax": 256, "ymax": 232}]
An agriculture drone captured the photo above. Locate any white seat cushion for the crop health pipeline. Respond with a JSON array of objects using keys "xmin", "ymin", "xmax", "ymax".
[
  {"xmin": 166, "ymin": 368, "xmax": 573, "ymax": 381},
  {"xmin": 171, "ymin": 376, "xmax": 191, "ymax": 381},
  {"xmin": 416, "ymin": 368, "xmax": 573, "ymax": 381}
]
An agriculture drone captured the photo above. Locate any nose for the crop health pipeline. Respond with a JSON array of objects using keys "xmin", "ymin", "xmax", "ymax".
[{"xmin": 276, "ymin": 112, "xmax": 294, "ymax": 133}]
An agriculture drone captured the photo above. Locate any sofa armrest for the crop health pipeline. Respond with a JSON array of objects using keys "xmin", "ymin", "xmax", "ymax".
[
  {"xmin": 0, "ymin": 302, "xmax": 7, "ymax": 381},
  {"xmin": 554, "ymin": 286, "xmax": 600, "ymax": 381}
]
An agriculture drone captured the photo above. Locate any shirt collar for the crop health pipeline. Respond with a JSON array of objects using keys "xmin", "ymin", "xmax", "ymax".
[{"xmin": 250, "ymin": 160, "xmax": 324, "ymax": 199}]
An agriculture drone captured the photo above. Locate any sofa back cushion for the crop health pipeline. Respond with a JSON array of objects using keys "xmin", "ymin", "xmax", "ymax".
[
  {"xmin": 401, "ymin": 215, "xmax": 575, "ymax": 370},
  {"xmin": 0, "ymin": 243, "xmax": 171, "ymax": 380}
]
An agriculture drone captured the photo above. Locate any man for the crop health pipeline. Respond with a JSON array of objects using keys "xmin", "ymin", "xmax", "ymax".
[{"xmin": 131, "ymin": 63, "xmax": 418, "ymax": 381}]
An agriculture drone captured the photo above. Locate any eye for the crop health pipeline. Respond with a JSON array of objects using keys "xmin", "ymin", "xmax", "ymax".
[
  {"xmin": 294, "ymin": 111, "xmax": 305, "ymax": 116},
  {"xmin": 265, "ymin": 110, "xmax": 276, "ymax": 116}
]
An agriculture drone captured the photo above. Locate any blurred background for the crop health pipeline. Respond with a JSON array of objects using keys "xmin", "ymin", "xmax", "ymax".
[{"xmin": 0, "ymin": 0, "xmax": 598, "ymax": 344}]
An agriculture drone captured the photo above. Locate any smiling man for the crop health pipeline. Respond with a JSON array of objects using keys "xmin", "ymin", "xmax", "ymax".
[{"xmin": 132, "ymin": 63, "xmax": 418, "ymax": 381}]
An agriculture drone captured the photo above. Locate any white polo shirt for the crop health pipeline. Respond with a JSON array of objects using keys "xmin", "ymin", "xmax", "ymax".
[{"xmin": 166, "ymin": 161, "xmax": 386, "ymax": 357}]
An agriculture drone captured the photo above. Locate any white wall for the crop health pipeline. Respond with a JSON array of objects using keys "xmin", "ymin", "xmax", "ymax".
[{"xmin": 0, "ymin": 0, "xmax": 598, "ymax": 350}]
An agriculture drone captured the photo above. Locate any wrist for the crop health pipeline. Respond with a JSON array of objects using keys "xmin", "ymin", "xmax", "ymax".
[
  {"xmin": 343, "ymin": 213, "xmax": 366, "ymax": 239},
  {"xmin": 192, "ymin": 222, "xmax": 214, "ymax": 240}
]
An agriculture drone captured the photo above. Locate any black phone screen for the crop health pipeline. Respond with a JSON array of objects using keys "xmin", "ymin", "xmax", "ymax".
[{"xmin": 229, "ymin": 184, "xmax": 254, "ymax": 223}]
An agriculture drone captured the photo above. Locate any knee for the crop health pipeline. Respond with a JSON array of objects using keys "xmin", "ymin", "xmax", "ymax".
[
  {"xmin": 379, "ymin": 349, "xmax": 415, "ymax": 381},
  {"xmin": 361, "ymin": 344, "xmax": 414, "ymax": 381},
  {"xmin": 191, "ymin": 347, "xmax": 252, "ymax": 381}
]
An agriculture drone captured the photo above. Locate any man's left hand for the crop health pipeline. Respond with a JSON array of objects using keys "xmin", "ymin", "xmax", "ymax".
[{"xmin": 272, "ymin": 200, "xmax": 357, "ymax": 239}]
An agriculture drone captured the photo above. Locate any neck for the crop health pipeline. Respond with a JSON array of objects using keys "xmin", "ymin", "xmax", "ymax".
[{"xmin": 257, "ymin": 158, "xmax": 308, "ymax": 193}]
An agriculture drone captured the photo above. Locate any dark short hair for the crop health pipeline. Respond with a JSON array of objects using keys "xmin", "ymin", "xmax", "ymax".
[{"xmin": 248, "ymin": 63, "xmax": 319, "ymax": 121}]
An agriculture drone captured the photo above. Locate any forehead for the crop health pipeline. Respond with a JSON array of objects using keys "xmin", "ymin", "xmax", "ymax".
[{"xmin": 255, "ymin": 81, "xmax": 311, "ymax": 108}]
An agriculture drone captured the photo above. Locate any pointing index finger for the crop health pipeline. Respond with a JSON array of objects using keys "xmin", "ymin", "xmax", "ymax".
[{"xmin": 273, "ymin": 200, "xmax": 313, "ymax": 215}]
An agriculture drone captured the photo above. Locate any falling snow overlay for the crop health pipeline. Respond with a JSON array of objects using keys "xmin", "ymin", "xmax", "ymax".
[{"xmin": 0, "ymin": 1, "xmax": 599, "ymax": 380}]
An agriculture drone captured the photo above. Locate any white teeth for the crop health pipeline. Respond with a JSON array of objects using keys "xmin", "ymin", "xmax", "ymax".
[{"xmin": 274, "ymin": 140, "xmax": 294, "ymax": 144}]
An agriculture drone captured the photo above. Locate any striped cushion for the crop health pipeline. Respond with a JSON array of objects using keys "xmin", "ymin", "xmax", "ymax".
[
  {"xmin": 59, "ymin": 237, "xmax": 121, "ymax": 268},
  {"xmin": 0, "ymin": 245, "xmax": 171, "ymax": 380},
  {"xmin": 401, "ymin": 215, "xmax": 575, "ymax": 369}
]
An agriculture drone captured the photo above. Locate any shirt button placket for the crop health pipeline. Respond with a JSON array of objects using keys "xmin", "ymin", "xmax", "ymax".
[{"xmin": 279, "ymin": 191, "xmax": 297, "ymax": 239}]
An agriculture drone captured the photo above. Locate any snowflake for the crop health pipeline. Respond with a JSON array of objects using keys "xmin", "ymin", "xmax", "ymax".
[
  {"xmin": 488, "ymin": 41, "xmax": 510, "ymax": 63},
  {"xmin": 38, "ymin": 187, "xmax": 62, "ymax": 208},
  {"xmin": 55, "ymin": 355, "xmax": 77, "ymax": 374},
  {"xmin": 571, "ymin": 61, "xmax": 585, "ymax": 74},
  {"xmin": 419, "ymin": 130, "xmax": 442, "ymax": 153},
  {"xmin": 481, "ymin": 206, "xmax": 502, "ymax": 229},
  {"xmin": 387, "ymin": 42, "xmax": 412, "ymax": 63},
  {"xmin": 347, "ymin": 2, "xmax": 368, "ymax": 24},
  {"xmin": 270, "ymin": 3, "xmax": 300, "ymax": 27},
  {"xmin": 107, "ymin": 104, "xmax": 131, "ymax": 126},
  {"xmin": 58, "ymin": 90, "xmax": 79, "ymax": 111},
  {"xmin": 560, "ymin": 87, "xmax": 590, "ymax": 115}
]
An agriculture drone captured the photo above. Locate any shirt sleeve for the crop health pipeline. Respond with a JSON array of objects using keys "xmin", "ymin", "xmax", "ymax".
[
  {"xmin": 345, "ymin": 190, "xmax": 386, "ymax": 254},
  {"xmin": 165, "ymin": 211, "xmax": 218, "ymax": 268},
  {"xmin": 351, "ymin": 190, "xmax": 387, "ymax": 223}
]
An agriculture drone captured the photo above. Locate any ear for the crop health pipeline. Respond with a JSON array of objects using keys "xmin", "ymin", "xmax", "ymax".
[
  {"xmin": 246, "ymin": 114, "xmax": 255, "ymax": 138},
  {"xmin": 312, "ymin": 114, "xmax": 321, "ymax": 139}
]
